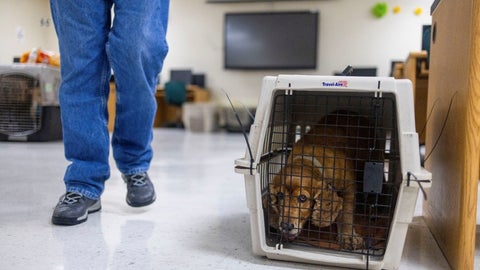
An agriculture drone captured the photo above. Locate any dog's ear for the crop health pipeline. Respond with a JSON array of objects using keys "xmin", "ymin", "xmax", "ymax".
[
  {"xmin": 263, "ymin": 192, "xmax": 274, "ymax": 210},
  {"xmin": 264, "ymin": 185, "xmax": 281, "ymax": 229},
  {"xmin": 262, "ymin": 193, "xmax": 268, "ymax": 209},
  {"xmin": 312, "ymin": 184, "xmax": 343, "ymax": 228}
]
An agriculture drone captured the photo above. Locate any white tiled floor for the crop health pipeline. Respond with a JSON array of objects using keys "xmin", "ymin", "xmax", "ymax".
[{"xmin": 0, "ymin": 129, "xmax": 467, "ymax": 269}]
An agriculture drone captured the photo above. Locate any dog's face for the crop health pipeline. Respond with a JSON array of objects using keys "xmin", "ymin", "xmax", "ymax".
[
  {"xmin": 269, "ymin": 178, "xmax": 315, "ymax": 240},
  {"xmin": 266, "ymin": 159, "xmax": 344, "ymax": 241}
]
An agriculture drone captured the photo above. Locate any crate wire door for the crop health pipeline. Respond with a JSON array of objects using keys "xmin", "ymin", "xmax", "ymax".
[
  {"xmin": 0, "ymin": 74, "xmax": 42, "ymax": 137},
  {"xmin": 261, "ymin": 90, "xmax": 401, "ymax": 257}
]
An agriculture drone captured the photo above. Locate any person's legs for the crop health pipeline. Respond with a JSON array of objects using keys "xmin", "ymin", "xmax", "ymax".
[
  {"xmin": 51, "ymin": 0, "xmax": 169, "ymax": 224},
  {"xmin": 107, "ymin": 0, "xmax": 169, "ymax": 207},
  {"xmin": 51, "ymin": 0, "xmax": 114, "ymax": 200},
  {"xmin": 50, "ymin": 0, "xmax": 113, "ymax": 225},
  {"xmin": 108, "ymin": 0, "xmax": 169, "ymax": 175}
]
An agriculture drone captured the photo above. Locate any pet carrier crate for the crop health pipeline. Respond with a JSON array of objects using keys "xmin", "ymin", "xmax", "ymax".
[
  {"xmin": 235, "ymin": 75, "xmax": 432, "ymax": 270},
  {"xmin": 0, "ymin": 64, "xmax": 62, "ymax": 141}
]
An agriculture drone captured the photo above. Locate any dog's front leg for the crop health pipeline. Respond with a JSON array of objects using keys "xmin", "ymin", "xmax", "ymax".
[{"xmin": 337, "ymin": 192, "xmax": 364, "ymax": 250}]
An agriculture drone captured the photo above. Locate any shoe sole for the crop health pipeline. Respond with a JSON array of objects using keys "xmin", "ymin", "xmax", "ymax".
[
  {"xmin": 126, "ymin": 194, "xmax": 156, "ymax": 208},
  {"xmin": 51, "ymin": 200, "xmax": 102, "ymax": 226}
]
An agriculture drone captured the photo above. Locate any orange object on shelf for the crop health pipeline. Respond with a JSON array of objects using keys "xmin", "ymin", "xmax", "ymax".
[{"xmin": 20, "ymin": 48, "xmax": 60, "ymax": 67}]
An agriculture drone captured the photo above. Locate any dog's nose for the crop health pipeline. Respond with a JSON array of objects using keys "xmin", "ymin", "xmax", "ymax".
[{"xmin": 280, "ymin": 221, "xmax": 294, "ymax": 232}]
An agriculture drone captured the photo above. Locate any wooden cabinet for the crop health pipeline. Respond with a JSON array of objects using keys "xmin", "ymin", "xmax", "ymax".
[
  {"xmin": 423, "ymin": 1, "xmax": 480, "ymax": 269},
  {"xmin": 107, "ymin": 83, "xmax": 116, "ymax": 132},
  {"xmin": 107, "ymin": 84, "xmax": 210, "ymax": 131},
  {"xmin": 394, "ymin": 51, "xmax": 429, "ymax": 144},
  {"xmin": 153, "ymin": 84, "xmax": 209, "ymax": 127}
]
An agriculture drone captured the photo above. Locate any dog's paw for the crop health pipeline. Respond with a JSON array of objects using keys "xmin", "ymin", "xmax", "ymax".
[{"xmin": 339, "ymin": 231, "xmax": 364, "ymax": 250}]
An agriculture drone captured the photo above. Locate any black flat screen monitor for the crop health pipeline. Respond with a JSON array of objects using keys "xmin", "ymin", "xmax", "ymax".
[
  {"xmin": 170, "ymin": 69, "xmax": 192, "ymax": 84},
  {"xmin": 224, "ymin": 11, "xmax": 319, "ymax": 70}
]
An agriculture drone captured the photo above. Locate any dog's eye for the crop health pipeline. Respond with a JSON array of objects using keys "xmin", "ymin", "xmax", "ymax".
[
  {"xmin": 276, "ymin": 192, "xmax": 284, "ymax": 200},
  {"xmin": 298, "ymin": 194, "xmax": 308, "ymax": 203}
]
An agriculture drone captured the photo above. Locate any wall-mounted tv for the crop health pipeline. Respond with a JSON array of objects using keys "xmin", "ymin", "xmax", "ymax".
[{"xmin": 224, "ymin": 11, "xmax": 319, "ymax": 70}]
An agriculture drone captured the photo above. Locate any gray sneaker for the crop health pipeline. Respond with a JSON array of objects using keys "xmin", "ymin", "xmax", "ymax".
[
  {"xmin": 51, "ymin": 192, "xmax": 101, "ymax": 226},
  {"xmin": 122, "ymin": 172, "xmax": 156, "ymax": 207}
]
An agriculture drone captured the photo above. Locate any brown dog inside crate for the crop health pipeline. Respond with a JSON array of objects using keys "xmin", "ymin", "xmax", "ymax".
[{"xmin": 266, "ymin": 110, "xmax": 377, "ymax": 250}]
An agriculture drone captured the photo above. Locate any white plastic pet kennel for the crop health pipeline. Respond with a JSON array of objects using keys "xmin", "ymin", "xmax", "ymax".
[
  {"xmin": 235, "ymin": 75, "xmax": 432, "ymax": 270},
  {"xmin": 0, "ymin": 63, "xmax": 62, "ymax": 141}
]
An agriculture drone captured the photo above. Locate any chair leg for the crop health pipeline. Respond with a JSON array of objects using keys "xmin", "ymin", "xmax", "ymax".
[{"xmin": 175, "ymin": 106, "xmax": 184, "ymax": 128}]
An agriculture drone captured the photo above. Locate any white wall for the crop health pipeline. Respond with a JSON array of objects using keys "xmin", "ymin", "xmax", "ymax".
[
  {"xmin": 165, "ymin": 0, "xmax": 432, "ymax": 106},
  {"xmin": 0, "ymin": 0, "xmax": 58, "ymax": 63},
  {"xmin": 0, "ymin": 0, "xmax": 432, "ymax": 107}
]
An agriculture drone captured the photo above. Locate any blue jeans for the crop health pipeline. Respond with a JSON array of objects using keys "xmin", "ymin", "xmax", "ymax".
[{"xmin": 50, "ymin": 0, "xmax": 169, "ymax": 199}]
